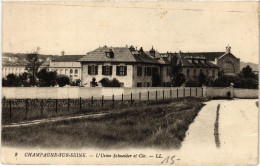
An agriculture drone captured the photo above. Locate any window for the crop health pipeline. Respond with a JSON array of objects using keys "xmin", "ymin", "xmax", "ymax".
[
  {"xmin": 187, "ymin": 68, "xmax": 190, "ymax": 78},
  {"xmin": 152, "ymin": 67, "xmax": 158, "ymax": 74},
  {"xmin": 144, "ymin": 67, "xmax": 147, "ymax": 76},
  {"xmin": 70, "ymin": 69, "xmax": 73, "ymax": 74},
  {"xmin": 147, "ymin": 82, "xmax": 150, "ymax": 87},
  {"xmin": 116, "ymin": 66, "xmax": 127, "ymax": 76},
  {"xmin": 70, "ymin": 75, "xmax": 73, "ymax": 78},
  {"xmin": 75, "ymin": 69, "xmax": 78, "ymax": 74},
  {"xmin": 105, "ymin": 49, "xmax": 114, "ymax": 58},
  {"xmin": 146, "ymin": 67, "xmax": 152, "ymax": 76},
  {"xmin": 224, "ymin": 62, "xmax": 235, "ymax": 74},
  {"xmin": 200, "ymin": 69, "xmax": 202, "ymax": 74},
  {"xmin": 212, "ymin": 70, "xmax": 216, "ymax": 78},
  {"xmin": 137, "ymin": 82, "xmax": 142, "ymax": 87},
  {"xmin": 206, "ymin": 69, "xmax": 209, "ymax": 76},
  {"xmin": 167, "ymin": 67, "xmax": 171, "ymax": 76},
  {"xmin": 102, "ymin": 66, "xmax": 112, "ymax": 75},
  {"xmin": 193, "ymin": 69, "xmax": 196, "ymax": 78},
  {"xmin": 137, "ymin": 66, "xmax": 142, "ymax": 76},
  {"xmin": 88, "ymin": 65, "xmax": 98, "ymax": 75}
]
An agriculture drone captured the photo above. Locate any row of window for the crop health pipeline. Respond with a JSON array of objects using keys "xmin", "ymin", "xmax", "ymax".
[
  {"xmin": 186, "ymin": 68, "xmax": 217, "ymax": 78},
  {"xmin": 51, "ymin": 69, "xmax": 79, "ymax": 74},
  {"xmin": 88, "ymin": 65, "xmax": 127, "ymax": 76},
  {"xmin": 137, "ymin": 66, "xmax": 160, "ymax": 76}
]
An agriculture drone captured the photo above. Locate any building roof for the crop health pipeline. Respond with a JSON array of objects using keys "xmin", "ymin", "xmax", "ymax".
[
  {"xmin": 2, "ymin": 60, "xmax": 28, "ymax": 67},
  {"xmin": 78, "ymin": 46, "xmax": 170, "ymax": 65},
  {"xmin": 79, "ymin": 47, "xmax": 136, "ymax": 63},
  {"xmin": 180, "ymin": 56, "xmax": 219, "ymax": 68},
  {"xmin": 52, "ymin": 55, "xmax": 85, "ymax": 62},
  {"xmin": 180, "ymin": 52, "xmax": 225, "ymax": 61}
]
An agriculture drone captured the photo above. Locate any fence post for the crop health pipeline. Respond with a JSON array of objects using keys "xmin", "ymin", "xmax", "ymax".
[
  {"xmin": 79, "ymin": 97, "xmax": 82, "ymax": 111},
  {"xmin": 163, "ymin": 90, "xmax": 165, "ymax": 100},
  {"xmin": 202, "ymin": 87, "xmax": 203, "ymax": 97},
  {"xmin": 196, "ymin": 87, "xmax": 198, "ymax": 97},
  {"xmin": 139, "ymin": 92, "xmax": 141, "ymax": 101},
  {"xmin": 9, "ymin": 100, "xmax": 12, "ymax": 119},
  {"xmin": 102, "ymin": 95, "xmax": 104, "ymax": 107},
  {"xmin": 56, "ymin": 99, "xmax": 58, "ymax": 113},
  {"xmin": 67, "ymin": 98, "xmax": 70, "ymax": 111},
  {"xmin": 170, "ymin": 89, "xmax": 172, "ymax": 98},
  {"xmin": 190, "ymin": 87, "xmax": 192, "ymax": 97},
  {"xmin": 112, "ymin": 94, "xmax": 114, "ymax": 108},
  {"xmin": 148, "ymin": 91, "xmax": 150, "ymax": 101},
  {"xmin": 130, "ymin": 93, "xmax": 133, "ymax": 104},
  {"xmin": 41, "ymin": 99, "xmax": 43, "ymax": 114},
  {"xmin": 177, "ymin": 89, "xmax": 179, "ymax": 98},
  {"xmin": 184, "ymin": 88, "xmax": 185, "ymax": 97},
  {"xmin": 25, "ymin": 99, "xmax": 28, "ymax": 116},
  {"xmin": 91, "ymin": 96, "xmax": 94, "ymax": 107},
  {"xmin": 156, "ymin": 90, "xmax": 157, "ymax": 100},
  {"xmin": 122, "ymin": 93, "xmax": 124, "ymax": 106}
]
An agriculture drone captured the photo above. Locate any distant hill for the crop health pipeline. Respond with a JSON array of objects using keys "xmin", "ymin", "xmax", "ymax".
[
  {"xmin": 240, "ymin": 61, "xmax": 258, "ymax": 71},
  {"xmin": 2, "ymin": 52, "xmax": 58, "ymax": 60}
]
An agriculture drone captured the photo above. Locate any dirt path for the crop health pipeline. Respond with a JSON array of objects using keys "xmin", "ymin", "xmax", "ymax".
[
  {"xmin": 2, "ymin": 112, "xmax": 109, "ymax": 128},
  {"xmin": 177, "ymin": 99, "xmax": 258, "ymax": 165}
]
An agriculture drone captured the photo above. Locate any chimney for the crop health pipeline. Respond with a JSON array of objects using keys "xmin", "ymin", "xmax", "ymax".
[
  {"xmin": 61, "ymin": 50, "xmax": 65, "ymax": 56},
  {"xmin": 226, "ymin": 45, "xmax": 231, "ymax": 53},
  {"xmin": 150, "ymin": 46, "xmax": 156, "ymax": 58}
]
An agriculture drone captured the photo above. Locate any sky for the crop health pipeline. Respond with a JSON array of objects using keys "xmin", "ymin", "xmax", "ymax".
[{"xmin": 2, "ymin": 1, "xmax": 259, "ymax": 63}]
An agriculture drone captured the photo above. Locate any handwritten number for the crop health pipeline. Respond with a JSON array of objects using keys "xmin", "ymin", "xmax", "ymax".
[
  {"xmin": 161, "ymin": 156, "xmax": 169, "ymax": 164},
  {"xmin": 170, "ymin": 155, "xmax": 175, "ymax": 164}
]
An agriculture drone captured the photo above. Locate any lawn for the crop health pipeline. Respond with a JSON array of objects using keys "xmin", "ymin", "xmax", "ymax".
[{"xmin": 2, "ymin": 98, "xmax": 205, "ymax": 149}]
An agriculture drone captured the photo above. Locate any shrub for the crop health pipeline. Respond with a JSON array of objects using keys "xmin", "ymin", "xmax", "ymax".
[
  {"xmin": 185, "ymin": 79, "xmax": 200, "ymax": 87},
  {"xmin": 99, "ymin": 78, "xmax": 121, "ymax": 87},
  {"xmin": 90, "ymin": 77, "xmax": 98, "ymax": 87},
  {"xmin": 56, "ymin": 75, "xmax": 70, "ymax": 87},
  {"xmin": 70, "ymin": 79, "xmax": 81, "ymax": 86}
]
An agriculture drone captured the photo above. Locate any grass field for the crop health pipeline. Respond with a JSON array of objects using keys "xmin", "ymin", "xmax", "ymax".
[{"xmin": 2, "ymin": 98, "xmax": 205, "ymax": 149}]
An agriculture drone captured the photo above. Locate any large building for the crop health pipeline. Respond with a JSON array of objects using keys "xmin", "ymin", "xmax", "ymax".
[
  {"xmin": 48, "ymin": 55, "xmax": 84, "ymax": 81},
  {"xmin": 179, "ymin": 46, "xmax": 240, "ymax": 76},
  {"xmin": 78, "ymin": 46, "xmax": 172, "ymax": 87}
]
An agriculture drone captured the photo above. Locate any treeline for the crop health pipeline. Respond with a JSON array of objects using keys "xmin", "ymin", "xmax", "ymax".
[
  {"xmin": 2, "ymin": 68, "xmax": 80, "ymax": 87},
  {"xmin": 185, "ymin": 65, "xmax": 258, "ymax": 89}
]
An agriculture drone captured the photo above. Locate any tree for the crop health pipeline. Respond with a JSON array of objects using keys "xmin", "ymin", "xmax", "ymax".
[
  {"xmin": 170, "ymin": 53, "xmax": 186, "ymax": 86},
  {"xmin": 240, "ymin": 65, "xmax": 256, "ymax": 79},
  {"xmin": 2, "ymin": 73, "xmax": 30, "ymax": 87},
  {"xmin": 90, "ymin": 77, "xmax": 98, "ymax": 87},
  {"xmin": 152, "ymin": 72, "xmax": 161, "ymax": 87},
  {"xmin": 56, "ymin": 75, "xmax": 70, "ymax": 87},
  {"xmin": 25, "ymin": 47, "xmax": 42, "ymax": 86},
  {"xmin": 36, "ymin": 68, "xmax": 57, "ymax": 87}
]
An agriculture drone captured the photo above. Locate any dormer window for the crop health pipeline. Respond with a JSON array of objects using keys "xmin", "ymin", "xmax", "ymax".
[{"xmin": 105, "ymin": 49, "xmax": 114, "ymax": 58}]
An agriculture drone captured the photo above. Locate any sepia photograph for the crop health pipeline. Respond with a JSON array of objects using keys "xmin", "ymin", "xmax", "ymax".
[{"xmin": 1, "ymin": 1, "xmax": 259, "ymax": 165}]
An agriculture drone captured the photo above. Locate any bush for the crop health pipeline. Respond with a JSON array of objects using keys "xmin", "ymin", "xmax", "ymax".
[
  {"xmin": 185, "ymin": 79, "xmax": 200, "ymax": 87},
  {"xmin": 56, "ymin": 75, "xmax": 70, "ymax": 87},
  {"xmin": 99, "ymin": 78, "xmax": 121, "ymax": 87},
  {"xmin": 70, "ymin": 79, "xmax": 81, "ymax": 86}
]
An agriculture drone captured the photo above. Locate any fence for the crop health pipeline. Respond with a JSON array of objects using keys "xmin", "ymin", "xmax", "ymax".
[
  {"xmin": 2, "ymin": 86, "xmax": 258, "ymax": 124},
  {"xmin": 2, "ymin": 87, "xmax": 204, "ymax": 124}
]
